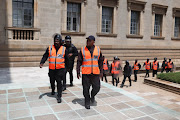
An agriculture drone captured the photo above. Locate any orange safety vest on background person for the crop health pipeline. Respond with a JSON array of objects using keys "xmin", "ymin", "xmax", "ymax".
[
  {"xmin": 165, "ymin": 62, "xmax": 168, "ymax": 69},
  {"xmin": 81, "ymin": 46, "xmax": 100, "ymax": 74},
  {"xmin": 167, "ymin": 62, "xmax": 172, "ymax": 68},
  {"xmin": 145, "ymin": 61, "xmax": 150, "ymax": 70},
  {"xmin": 111, "ymin": 61, "xmax": 120, "ymax": 74},
  {"xmin": 103, "ymin": 58, "xmax": 108, "ymax": 70},
  {"xmin": 153, "ymin": 61, "xmax": 158, "ymax": 70},
  {"xmin": 48, "ymin": 45, "xmax": 66, "ymax": 70},
  {"xmin": 134, "ymin": 63, "xmax": 139, "ymax": 70}
]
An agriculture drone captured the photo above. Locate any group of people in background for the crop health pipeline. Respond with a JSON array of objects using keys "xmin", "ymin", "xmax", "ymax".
[
  {"xmin": 39, "ymin": 34, "xmax": 174, "ymax": 109},
  {"xmin": 102, "ymin": 56, "xmax": 174, "ymax": 88}
]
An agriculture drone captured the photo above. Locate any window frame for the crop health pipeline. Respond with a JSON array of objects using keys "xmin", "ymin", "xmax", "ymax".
[
  {"xmin": 130, "ymin": 10, "xmax": 140, "ymax": 35},
  {"xmin": 154, "ymin": 14, "xmax": 163, "ymax": 37},
  {"xmin": 12, "ymin": 0, "xmax": 34, "ymax": 28}
]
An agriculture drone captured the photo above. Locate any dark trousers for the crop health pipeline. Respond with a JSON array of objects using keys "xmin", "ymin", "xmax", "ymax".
[
  {"xmin": 121, "ymin": 75, "xmax": 131, "ymax": 87},
  {"xmin": 161, "ymin": 67, "xmax": 168, "ymax": 73},
  {"xmin": 152, "ymin": 70, "xmax": 157, "ymax": 77},
  {"xmin": 82, "ymin": 74, "xmax": 100, "ymax": 105},
  {"xmin": 145, "ymin": 70, "xmax": 149, "ymax": 78},
  {"xmin": 101, "ymin": 74, "xmax": 107, "ymax": 82},
  {"xmin": 64, "ymin": 69, "xmax": 73, "ymax": 87},
  {"xmin": 134, "ymin": 70, "xmax": 138, "ymax": 81},
  {"xmin": 167, "ymin": 68, "xmax": 172, "ymax": 72},
  {"xmin": 112, "ymin": 74, "xmax": 119, "ymax": 86},
  {"xmin": 49, "ymin": 70, "xmax": 64, "ymax": 97}
]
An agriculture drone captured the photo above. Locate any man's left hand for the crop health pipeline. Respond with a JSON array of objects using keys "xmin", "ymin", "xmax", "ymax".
[{"xmin": 68, "ymin": 53, "xmax": 73, "ymax": 57}]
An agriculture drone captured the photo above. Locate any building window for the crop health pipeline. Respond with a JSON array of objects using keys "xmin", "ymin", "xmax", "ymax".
[
  {"xmin": 130, "ymin": 11, "xmax": 140, "ymax": 35},
  {"xmin": 174, "ymin": 17, "xmax": 180, "ymax": 38},
  {"xmin": 102, "ymin": 6, "xmax": 113, "ymax": 33},
  {"xmin": 12, "ymin": 0, "xmax": 34, "ymax": 28},
  {"xmin": 154, "ymin": 14, "xmax": 163, "ymax": 36},
  {"xmin": 67, "ymin": 2, "xmax": 81, "ymax": 32}
]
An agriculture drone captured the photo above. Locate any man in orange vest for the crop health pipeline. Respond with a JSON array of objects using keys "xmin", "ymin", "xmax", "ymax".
[
  {"xmin": 39, "ymin": 34, "xmax": 69, "ymax": 103},
  {"xmin": 132, "ymin": 59, "xmax": 141, "ymax": 82},
  {"xmin": 167, "ymin": 58, "xmax": 174, "ymax": 72},
  {"xmin": 110, "ymin": 56, "xmax": 121, "ymax": 86},
  {"xmin": 152, "ymin": 57, "xmax": 159, "ymax": 77},
  {"xmin": 161, "ymin": 57, "xmax": 168, "ymax": 73},
  {"xmin": 102, "ymin": 56, "xmax": 109, "ymax": 83},
  {"xmin": 143, "ymin": 58, "xmax": 151, "ymax": 78},
  {"xmin": 77, "ymin": 35, "xmax": 103, "ymax": 109}
]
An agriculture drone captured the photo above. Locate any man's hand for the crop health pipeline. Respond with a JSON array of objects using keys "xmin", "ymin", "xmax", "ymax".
[
  {"xmin": 77, "ymin": 74, "xmax": 81, "ymax": 79},
  {"xmin": 39, "ymin": 63, "xmax": 43, "ymax": 68},
  {"xmin": 68, "ymin": 53, "xmax": 73, "ymax": 57}
]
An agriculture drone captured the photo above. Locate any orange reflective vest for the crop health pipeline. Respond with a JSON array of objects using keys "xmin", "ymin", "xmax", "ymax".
[
  {"xmin": 111, "ymin": 61, "xmax": 120, "ymax": 74},
  {"xmin": 134, "ymin": 63, "xmax": 139, "ymax": 70},
  {"xmin": 81, "ymin": 46, "xmax": 100, "ymax": 74},
  {"xmin": 48, "ymin": 45, "xmax": 66, "ymax": 70},
  {"xmin": 153, "ymin": 61, "xmax": 158, "ymax": 70},
  {"xmin": 165, "ymin": 62, "xmax": 168, "ymax": 69},
  {"xmin": 145, "ymin": 61, "xmax": 150, "ymax": 70},
  {"xmin": 103, "ymin": 58, "xmax": 108, "ymax": 70},
  {"xmin": 167, "ymin": 62, "xmax": 172, "ymax": 68}
]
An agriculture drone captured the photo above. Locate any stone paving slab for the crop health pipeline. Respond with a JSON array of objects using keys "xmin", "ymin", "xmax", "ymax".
[{"xmin": 0, "ymin": 67, "xmax": 180, "ymax": 120}]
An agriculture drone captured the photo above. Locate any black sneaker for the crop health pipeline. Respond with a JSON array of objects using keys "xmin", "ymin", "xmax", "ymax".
[
  {"xmin": 51, "ymin": 91, "xmax": 55, "ymax": 95},
  {"xmin": 70, "ymin": 83, "xmax": 73, "ymax": 86},
  {"xmin": 120, "ymin": 85, "xmax": 123, "ymax": 88},
  {"xmin": 90, "ymin": 97, "xmax": 95, "ymax": 103},
  {"xmin": 85, "ymin": 104, "xmax": 90, "ymax": 109},
  {"xmin": 57, "ymin": 97, "xmax": 61, "ymax": 103},
  {"xmin": 62, "ymin": 87, "xmax": 66, "ymax": 91}
]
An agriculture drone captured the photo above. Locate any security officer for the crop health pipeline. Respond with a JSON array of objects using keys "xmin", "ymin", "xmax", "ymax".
[
  {"xmin": 110, "ymin": 56, "xmax": 121, "ymax": 86},
  {"xmin": 143, "ymin": 58, "xmax": 151, "ymax": 78},
  {"xmin": 161, "ymin": 57, "xmax": 167, "ymax": 73},
  {"xmin": 77, "ymin": 35, "xmax": 103, "ymax": 109},
  {"xmin": 152, "ymin": 57, "xmax": 159, "ymax": 77},
  {"xmin": 167, "ymin": 58, "xmax": 174, "ymax": 72},
  {"xmin": 39, "ymin": 34, "xmax": 69, "ymax": 103},
  {"xmin": 120, "ymin": 60, "xmax": 132, "ymax": 88},
  {"xmin": 102, "ymin": 56, "xmax": 109, "ymax": 83},
  {"xmin": 132, "ymin": 59, "xmax": 141, "ymax": 82},
  {"xmin": 63, "ymin": 35, "xmax": 78, "ymax": 90}
]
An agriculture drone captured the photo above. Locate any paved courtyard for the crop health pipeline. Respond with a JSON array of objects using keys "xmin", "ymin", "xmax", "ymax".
[{"xmin": 0, "ymin": 67, "xmax": 180, "ymax": 120}]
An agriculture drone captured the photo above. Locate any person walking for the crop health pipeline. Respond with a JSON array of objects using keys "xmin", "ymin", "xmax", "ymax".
[
  {"xmin": 110, "ymin": 56, "xmax": 121, "ymax": 86},
  {"xmin": 63, "ymin": 35, "xmax": 78, "ymax": 90},
  {"xmin": 39, "ymin": 34, "xmax": 69, "ymax": 103},
  {"xmin": 120, "ymin": 60, "xmax": 132, "ymax": 88},
  {"xmin": 152, "ymin": 57, "xmax": 159, "ymax": 77},
  {"xmin": 102, "ymin": 56, "xmax": 109, "ymax": 83},
  {"xmin": 143, "ymin": 58, "xmax": 151, "ymax": 78},
  {"xmin": 132, "ymin": 59, "xmax": 141, "ymax": 82},
  {"xmin": 167, "ymin": 58, "xmax": 174, "ymax": 72},
  {"xmin": 76, "ymin": 35, "xmax": 103, "ymax": 109},
  {"xmin": 161, "ymin": 57, "xmax": 168, "ymax": 73}
]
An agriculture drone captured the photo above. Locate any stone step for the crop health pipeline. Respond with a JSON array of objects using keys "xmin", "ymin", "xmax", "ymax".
[
  {"xmin": 0, "ymin": 51, "xmax": 45, "ymax": 57},
  {"xmin": 0, "ymin": 62, "xmax": 48, "ymax": 67},
  {"xmin": 144, "ymin": 77, "xmax": 180, "ymax": 95}
]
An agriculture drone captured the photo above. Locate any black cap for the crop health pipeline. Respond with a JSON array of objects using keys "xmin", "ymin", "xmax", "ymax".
[
  {"xmin": 86, "ymin": 35, "xmax": 95, "ymax": 41},
  {"xmin": 65, "ymin": 35, "xmax": 71, "ymax": 41},
  {"xmin": 54, "ymin": 34, "xmax": 62, "ymax": 41}
]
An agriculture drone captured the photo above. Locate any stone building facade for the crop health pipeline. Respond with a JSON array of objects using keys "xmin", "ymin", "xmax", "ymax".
[{"xmin": 0, "ymin": 0, "xmax": 180, "ymax": 67}]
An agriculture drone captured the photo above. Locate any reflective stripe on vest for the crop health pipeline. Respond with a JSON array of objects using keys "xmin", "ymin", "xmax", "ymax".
[
  {"xmin": 111, "ymin": 61, "xmax": 120, "ymax": 74},
  {"xmin": 145, "ymin": 61, "xmax": 150, "ymax": 70},
  {"xmin": 167, "ymin": 62, "xmax": 172, "ymax": 68},
  {"xmin": 48, "ymin": 45, "xmax": 66, "ymax": 70},
  {"xmin": 81, "ymin": 46, "xmax": 100, "ymax": 74},
  {"xmin": 103, "ymin": 58, "xmax": 108, "ymax": 70},
  {"xmin": 134, "ymin": 63, "xmax": 139, "ymax": 70},
  {"xmin": 153, "ymin": 61, "xmax": 158, "ymax": 70}
]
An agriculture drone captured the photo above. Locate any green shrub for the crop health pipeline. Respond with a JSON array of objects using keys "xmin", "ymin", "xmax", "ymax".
[{"xmin": 157, "ymin": 72, "xmax": 180, "ymax": 84}]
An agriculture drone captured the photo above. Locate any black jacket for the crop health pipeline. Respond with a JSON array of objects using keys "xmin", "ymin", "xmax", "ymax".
[
  {"xmin": 123, "ymin": 65, "xmax": 132, "ymax": 76},
  {"xmin": 65, "ymin": 44, "xmax": 78, "ymax": 69}
]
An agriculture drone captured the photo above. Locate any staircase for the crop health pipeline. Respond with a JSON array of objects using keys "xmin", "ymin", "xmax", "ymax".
[{"xmin": 1, "ymin": 45, "xmax": 180, "ymax": 69}]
